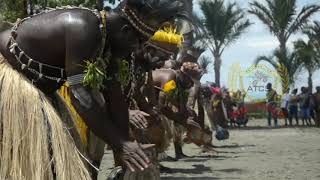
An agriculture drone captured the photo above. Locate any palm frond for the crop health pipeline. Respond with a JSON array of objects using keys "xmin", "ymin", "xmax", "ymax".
[
  {"xmin": 248, "ymin": 0, "xmax": 278, "ymax": 35},
  {"xmin": 223, "ymin": 19, "xmax": 251, "ymax": 53},
  {"xmin": 198, "ymin": 55, "xmax": 212, "ymax": 72},
  {"xmin": 304, "ymin": 21, "xmax": 320, "ymax": 56},
  {"xmin": 200, "ymin": 0, "xmax": 250, "ymax": 53},
  {"xmin": 287, "ymin": 4, "xmax": 320, "ymax": 39},
  {"xmin": 254, "ymin": 55, "xmax": 278, "ymax": 69},
  {"xmin": 294, "ymin": 38, "xmax": 320, "ymax": 74},
  {"xmin": 191, "ymin": 13, "xmax": 210, "ymax": 50}
]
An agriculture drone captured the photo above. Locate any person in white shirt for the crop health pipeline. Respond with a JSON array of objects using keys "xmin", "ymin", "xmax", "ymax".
[{"xmin": 281, "ymin": 89, "xmax": 291, "ymax": 126}]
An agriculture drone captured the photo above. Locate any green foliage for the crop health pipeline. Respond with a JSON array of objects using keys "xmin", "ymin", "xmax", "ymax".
[
  {"xmin": 249, "ymin": 0, "xmax": 320, "ymax": 43},
  {"xmin": 293, "ymin": 38, "xmax": 320, "ymax": 90},
  {"xmin": 294, "ymin": 40, "xmax": 318, "ymax": 71},
  {"xmin": 199, "ymin": 0, "xmax": 251, "ymax": 86},
  {"xmin": 304, "ymin": 21, "xmax": 320, "ymax": 59},
  {"xmin": 0, "ymin": 0, "xmax": 26, "ymax": 22},
  {"xmin": 118, "ymin": 60, "xmax": 130, "ymax": 88},
  {"xmin": 83, "ymin": 60, "xmax": 106, "ymax": 90},
  {"xmin": 0, "ymin": 0, "xmax": 121, "ymax": 22},
  {"xmin": 200, "ymin": 0, "xmax": 251, "ymax": 54}
]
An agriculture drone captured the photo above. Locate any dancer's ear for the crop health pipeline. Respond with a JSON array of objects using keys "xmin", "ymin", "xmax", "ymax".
[
  {"xmin": 120, "ymin": 24, "xmax": 136, "ymax": 40},
  {"xmin": 120, "ymin": 24, "xmax": 130, "ymax": 34}
]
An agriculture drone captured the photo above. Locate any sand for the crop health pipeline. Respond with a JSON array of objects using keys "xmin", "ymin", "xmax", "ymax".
[{"xmin": 98, "ymin": 119, "xmax": 320, "ymax": 180}]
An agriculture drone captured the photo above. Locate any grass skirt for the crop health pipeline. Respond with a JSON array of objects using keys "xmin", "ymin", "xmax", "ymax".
[
  {"xmin": 0, "ymin": 56, "xmax": 91, "ymax": 180},
  {"xmin": 156, "ymin": 115, "xmax": 173, "ymax": 153}
]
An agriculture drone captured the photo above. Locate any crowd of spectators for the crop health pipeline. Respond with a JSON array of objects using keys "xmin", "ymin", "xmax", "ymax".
[{"xmin": 267, "ymin": 83, "xmax": 320, "ymax": 127}]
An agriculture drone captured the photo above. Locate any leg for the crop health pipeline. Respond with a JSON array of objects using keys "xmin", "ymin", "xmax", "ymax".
[
  {"xmin": 285, "ymin": 109, "xmax": 289, "ymax": 126},
  {"xmin": 288, "ymin": 108, "xmax": 293, "ymax": 126},
  {"xmin": 173, "ymin": 124, "xmax": 187, "ymax": 160},
  {"xmin": 307, "ymin": 108, "xmax": 312, "ymax": 125},
  {"xmin": 267, "ymin": 110, "xmax": 272, "ymax": 126},
  {"xmin": 274, "ymin": 115, "xmax": 278, "ymax": 127},
  {"xmin": 282, "ymin": 108, "xmax": 288, "ymax": 126},
  {"xmin": 174, "ymin": 141, "xmax": 188, "ymax": 160},
  {"xmin": 316, "ymin": 111, "xmax": 320, "ymax": 127},
  {"xmin": 295, "ymin": 110, "xmax": 299, "ymax": 125},
  {"xmin": 272, "ymin": 106, "xmax": 278, "ymax": 127}
]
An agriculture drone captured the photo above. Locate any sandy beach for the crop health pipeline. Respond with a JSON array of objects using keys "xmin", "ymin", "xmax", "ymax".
[{"xmin": 98, "ymin": 119, "xmax": 320, "ymax": 180}]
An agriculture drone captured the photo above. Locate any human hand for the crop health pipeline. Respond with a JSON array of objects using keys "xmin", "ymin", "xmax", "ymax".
[
  {"xmin": 129, "ymin": 110, "xmax": 149, "ymax": 129},
  {"xmin": 120, "ymin": 141, "xmax": 155, "ymax": 172}
]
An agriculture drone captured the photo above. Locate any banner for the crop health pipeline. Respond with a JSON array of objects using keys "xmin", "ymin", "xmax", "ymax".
[{"xmin": 228, "ymin": 63, "xmax": 282, "ymax": 102}]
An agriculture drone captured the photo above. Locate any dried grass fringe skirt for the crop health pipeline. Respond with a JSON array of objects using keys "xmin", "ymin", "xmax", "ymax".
[{"xmin": 0, "ymin": 56, "xmax": 92, "ymax": 180}]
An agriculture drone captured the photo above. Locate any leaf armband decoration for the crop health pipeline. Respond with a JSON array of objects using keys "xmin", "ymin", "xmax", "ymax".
[
  {"xmin": 83, "ymin": 60, "xmax": 107, "ymax": 90},
  {"xmin": 118, "ymin": 60, "xmax": 130, "ymax": 88}
]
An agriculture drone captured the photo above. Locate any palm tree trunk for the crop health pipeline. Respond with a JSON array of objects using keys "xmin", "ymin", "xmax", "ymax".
[
  {"xmin": 279, "ymin": 35, "xmax": 287, "ymax": 56},
  {"xmin": 213, "ymin": 52, "xmax": 221, "ymax": 87}
]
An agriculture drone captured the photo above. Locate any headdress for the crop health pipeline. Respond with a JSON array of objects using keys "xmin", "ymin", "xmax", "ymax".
[
  {"xmin": 146, "ymin": 26, "xmax": 184, "ymax": 55},
  {"xmin": 121, "ymin": 5, "xmax": 184, "ymax": 55}
]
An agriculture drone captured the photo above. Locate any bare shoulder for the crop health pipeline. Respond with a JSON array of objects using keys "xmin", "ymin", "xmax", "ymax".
[
  {"xmin": 0, "ymin": 30, "xmax": 11, "ymax": 55},
  {"xmin": 153, "ymin": 69, "xmax": 177, "ymax": 82}
]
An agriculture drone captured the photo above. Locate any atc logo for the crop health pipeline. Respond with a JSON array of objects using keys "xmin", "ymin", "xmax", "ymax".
[{"xmin": 228, "ymin": 63, "xmax": 281, "ymax": 102}]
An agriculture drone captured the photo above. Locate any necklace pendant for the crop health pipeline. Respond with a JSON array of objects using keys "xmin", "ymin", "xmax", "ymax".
[{"xmin": 21, "ymin": 64, "xmax": 27, "ymax": 70}]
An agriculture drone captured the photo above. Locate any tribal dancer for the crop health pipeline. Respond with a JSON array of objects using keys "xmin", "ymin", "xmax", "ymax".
[
  {"xmin": 152, "ymin": 61, "xmax": 201, "ymax": 160},
  {"xmin": 0, "ymin": 0, "xmax": 188, "ymax": 179}
]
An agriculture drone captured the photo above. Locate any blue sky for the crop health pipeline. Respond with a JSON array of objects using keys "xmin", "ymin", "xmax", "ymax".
[{"xmin": 194, "ymin": 0, "xmax": 320, "ymax": 91}]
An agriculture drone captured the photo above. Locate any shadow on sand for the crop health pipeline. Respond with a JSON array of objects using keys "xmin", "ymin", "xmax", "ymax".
[
  {"xmin": 162, "ymin": 176, "xmax": 241, "ymax": 180},
  {"xmin": 214, "ymin": 168, "xmax": 245, "ymax": 173},
  {"xmin": 229, "ymin": 125, "xmax": 319, "ymax": 131},
  {"xmin": 212, "ymin": 144, "xmax": 256, "ymax": 149},
  {"xmin": 162, "ymin": 164, "xmax": 211, "ymax": 175},
  {"xmin": 161, "ymin": 177, "xmax": 222, "ymax": 180}
]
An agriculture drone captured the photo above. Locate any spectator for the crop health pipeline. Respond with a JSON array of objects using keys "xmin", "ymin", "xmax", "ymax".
[
  {"xmin": 298, "ymin": 87, "xmax": 311, "ymax": 126},
  {"xmin": 266, "ymin": 83, "xmax": 278, "ymax": 127},
  {"xmin": 313, "ymin": 86, "xmax": 320, "ymax": 127},
  {"xmin": 280, "ymin": 89, "xmax": 291, "ymax": 126},
  {"xmin": 289, "ymin": 89, "xmax": 299, "ymax": 125}
]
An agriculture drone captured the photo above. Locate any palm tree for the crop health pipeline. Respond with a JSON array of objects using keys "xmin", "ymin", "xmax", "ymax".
[
  {"xmin": 249, "ymin": 0, "xmax": 320, "ymax": 92},
  {"xmin": 199, "ymin": 0, "xmax": 251, "ymax": 87},
  {"xmin": 254, "ymin": 48, "xmax": 299, "ymax": 93},
  {"xmin": 249, "ymin": 0, "xmax": 320, "ymax": 55},
  {"xmin": 294, "ymin": 39, "xmax": 320, "ymax": 92}
]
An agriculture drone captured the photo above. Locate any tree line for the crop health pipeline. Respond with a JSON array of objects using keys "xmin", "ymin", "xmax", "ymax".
[
  {"xmin": 197, "ymin": 0, "xmax": 320, "ymax": 92},
  {"xmin": 0, "ymin": 0, "xmax": 120, "ymax": 22}
]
